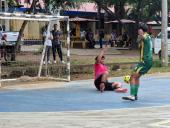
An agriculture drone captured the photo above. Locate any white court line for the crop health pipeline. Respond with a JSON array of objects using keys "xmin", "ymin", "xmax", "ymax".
[
  {"xmin": 0, "ymin": 105, "xmax": 170, "ymax": 114},
  {"xmin": 3, "ymin": 104, "xmax": 166, "ymax": 114},
  {"xmin": 150, "ymin": 120, "xmax": 170, "ymax": 127},
  {"xmin": 1, "ymin": 79, "xmax": 17, "ymax": 82}
]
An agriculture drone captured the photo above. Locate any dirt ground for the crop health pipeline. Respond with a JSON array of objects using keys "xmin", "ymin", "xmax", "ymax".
[
  {"xmin": 1, "ymin": 46, "xmax": 160, "ymax": 85},
  {"xmin": 17, "ymin": 46, "xmax": 140, "ymax": 64}
]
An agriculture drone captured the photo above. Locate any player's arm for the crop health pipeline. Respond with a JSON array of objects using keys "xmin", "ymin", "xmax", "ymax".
[
  {"xmin": 97, "ymin": 44, "xmax": 108, "ymax": 62},
  {"xmin": 47, "ymin": 32, "xmax": 53, "ymax": 40}
]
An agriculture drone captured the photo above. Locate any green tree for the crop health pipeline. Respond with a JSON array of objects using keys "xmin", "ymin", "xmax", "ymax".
[
  {"xmin": 127, "ymin": 0, "xmax": 162, "ymax": 48},
  {"xmin": 8, "ymin": 0, "xmax": 79, "ymax": 52},
  {"xmin": 8, "ymin": 0, "xmax": 169, "ymax": 49},
  {"xmin": 7, "ymin": 0, "xmax": 37, "ymax": 51}
]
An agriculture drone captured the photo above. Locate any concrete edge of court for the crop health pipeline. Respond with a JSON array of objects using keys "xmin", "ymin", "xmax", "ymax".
[{"xmin": 1, "ymin": 72, "xmax": 170, "ymax": 90}]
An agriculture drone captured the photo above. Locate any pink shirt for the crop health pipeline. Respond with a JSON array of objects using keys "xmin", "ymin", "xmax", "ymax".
[{"xmin": 94, "ymin": 63, "xmax": 108, "ymax": 80}]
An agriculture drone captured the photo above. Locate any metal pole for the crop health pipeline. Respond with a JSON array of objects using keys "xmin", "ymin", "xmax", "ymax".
[
  {"xmin": 0, "ymin": 0, "xmax": 2, "ymax": 12},
  {"xmin": 38, "ymin": 21, "xmax": 51, "ymax": 77},
  {"xmin": 161, "ymin": 0, "xmax": 168, "ymax": 66},
  {"xmin": 0, "ymin": 59, "xmax": 1, "ymax": 87},
  {"xmin": 66, "ymin": 18, "xmax": 70, "ymax": 81},
  {"xmin": 0, "ymin": 8, "xmax": 1, "ymax": 85}
]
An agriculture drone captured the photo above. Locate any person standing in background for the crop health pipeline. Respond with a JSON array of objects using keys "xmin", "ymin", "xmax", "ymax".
[
  {"xmin": 86, "ymin": 28, "xmax": 95, "ymax": 49},
  {"xmin": 110, "ymin": 30, "xmax": 117, "ymax": 47},
  {"xmin": 51, "ymin": 24, "xmax": 65, "ymax": 64},
  {"xmin": 43, "ymin": 25, "xmax": 53, "ymax": 64},
  {"xmin": 99, "ymin": 30, "xmax": 105, "ymax": 48}
]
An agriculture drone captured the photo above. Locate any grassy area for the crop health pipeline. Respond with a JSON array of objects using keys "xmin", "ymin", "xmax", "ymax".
[
  {"xmin": 70, "ymin": 49, "xmax": 160, "ymax": 65},
  {"xmin": 71, "ymin": 55, "xmax": 170, "ymax": 80},
  {"xmin": 2, "ymin": 49, "xmax": 170, "ymax": 81},
  {"xmin": 71, "ymin": 54, "xmax": 139, "ymax": 65}
]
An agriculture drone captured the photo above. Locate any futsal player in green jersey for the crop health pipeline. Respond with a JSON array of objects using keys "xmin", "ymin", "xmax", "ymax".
[{"xmin": 122, "ymin": 23, "xmax": 153, "ymax": 101}]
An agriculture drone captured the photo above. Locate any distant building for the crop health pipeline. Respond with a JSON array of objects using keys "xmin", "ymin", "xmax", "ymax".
[{"xmin": 2, "ymin": 1, "xmax": 133, "ymax": 41}]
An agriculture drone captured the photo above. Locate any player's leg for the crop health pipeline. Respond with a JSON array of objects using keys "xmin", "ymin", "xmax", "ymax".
[
  {"xmin": 122, "ymin": 61, "xmax": 152, "ymax": 101},
  {"xmin": 56, "ymin": 45, "xmax": 63, "ymax": 62},
  {"xmin": 46, "ymin": 46, "xmax": 51, "ymax": 63},
  {"xmin": 122, "ymin": 63, "xmax": 142, "ymax": 101},
  {"xmin": 113, "ymin": 82, "xmax": 128, "ymax": 93},
  {"xmin": 94, "ymin": 74, "xmax": 105, "ymax": 92},
  {"xmin": 122, "ymin": 73, "xmax": 141, "ymax": 101},
  {"xmin": 129, "ymin": 73, "xmax": 141, "ymax": 99},
  {"xmin": 100, "ymin": 73, "xmax": 108, "ymax": 92},
  {"xmin": 130, "ymin": 61, "xmax": 152, "ymax": 100},
  {"xmin": 43, "ymin": 46, "xmax": 47, "ymax": 64},
  {"xmin": 52, "ymin": 45, "xmax": 56, "ymax": 63},
  {"xmin": 103, "ymin": 81, "xmax": 127, "ymax": 93}
]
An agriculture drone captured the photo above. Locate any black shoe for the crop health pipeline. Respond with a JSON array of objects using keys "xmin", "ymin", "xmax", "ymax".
[
  {"xmin": 122, "ymin": 95, "xmax": 138, "ymax": 101},
  {"xmin": 135, "ymin": 95, "xmax": 138, "ymax": 100}
]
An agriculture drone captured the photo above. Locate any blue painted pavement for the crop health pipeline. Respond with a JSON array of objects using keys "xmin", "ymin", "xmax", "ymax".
[{"xmin": 0, "ymin": 76, "xmax": 170, "ymax": 112}]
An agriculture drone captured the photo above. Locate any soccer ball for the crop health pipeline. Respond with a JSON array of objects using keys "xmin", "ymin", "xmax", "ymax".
[{"xmin": 124, "ymin": 75, "xmax": 131, "ymax": 84}]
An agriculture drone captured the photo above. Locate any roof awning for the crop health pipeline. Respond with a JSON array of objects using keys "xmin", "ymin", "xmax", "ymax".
[
  {"xmin": 69, "ymin": 17, "xmax": 98, "ymax": 22},
  {"xmin": 147, "ymin": 21, "xmax": 161, "ymax": 25},
  {"xmin": 105, "ymin": 19, "xmax": 135, "ymax": 24}
]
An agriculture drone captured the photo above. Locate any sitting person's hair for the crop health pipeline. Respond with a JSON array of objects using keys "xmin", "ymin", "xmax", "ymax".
[{"xmin": 95, "ymin": 55, "xmax": 105, "ymax": 63}]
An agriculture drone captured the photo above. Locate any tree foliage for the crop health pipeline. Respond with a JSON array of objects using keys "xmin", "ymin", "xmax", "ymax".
[{"xmin": 6, "ymin": 0, "xmax": 170, "ymax": 50}]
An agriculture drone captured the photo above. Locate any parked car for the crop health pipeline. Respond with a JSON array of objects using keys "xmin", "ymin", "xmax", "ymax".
[
  {"xmin": 154, "ymin": 27, "xmax": 170, "ymax": 59},
  {"xmin": 0, "ymin": 31, "xmax": 19, "ymax": 61},
  {"xmin": 1, "ymin": 31, "xmax": 19, "ymax": 44}
]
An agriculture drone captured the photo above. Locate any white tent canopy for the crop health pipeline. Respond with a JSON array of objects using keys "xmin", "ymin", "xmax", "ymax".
[{"xmin": 0, "ymin": 12, "xmax": 68, "ymax": 21}]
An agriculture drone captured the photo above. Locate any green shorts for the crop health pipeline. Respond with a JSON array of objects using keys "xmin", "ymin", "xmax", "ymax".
[{"xmin": 133, "ymin": 60, "xmax": 152, "ymax": 75}]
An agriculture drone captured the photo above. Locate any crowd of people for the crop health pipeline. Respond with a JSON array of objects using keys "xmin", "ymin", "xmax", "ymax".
[
  {"xmin": 110, "ymin": 30, "xmax": 132, "ymax": 47},
  {"xmin": 70, "ymin": 28, "xmax": 132, "ymax": 49}
]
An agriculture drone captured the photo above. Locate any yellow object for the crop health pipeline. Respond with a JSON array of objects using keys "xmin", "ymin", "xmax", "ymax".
[{"xmin": 124, "ymin": 75, "xmax": 131, "ymax": 84}]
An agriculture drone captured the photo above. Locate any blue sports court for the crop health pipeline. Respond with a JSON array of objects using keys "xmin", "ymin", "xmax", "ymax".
[{"xmin": 0, "ymin": 75, "xmax": 170, "ymax": 112}]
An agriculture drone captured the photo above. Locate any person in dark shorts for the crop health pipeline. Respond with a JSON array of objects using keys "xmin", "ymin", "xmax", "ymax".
[
  {"xmin": 94, "ymin": 45, "xmax": 127, "ymax": 93},
  {"xmin": 86, "ymin": 29, "xmax": 95, "ymax": 48},
  {"xmin": 94, "ymin": 74, "xmax": 118, "ymax": 91},
  {"xmin": 51, "ymin": 24, "xmax": 65, "ymax": 64},
  {"xmin": 122, "ymin": 23, "xmax": 153, "ymax": 101}
]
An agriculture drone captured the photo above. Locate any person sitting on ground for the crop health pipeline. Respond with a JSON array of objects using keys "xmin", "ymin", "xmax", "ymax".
[
  {"xmin": 110, "ymin": 30, "xmax": 117, "ymax": 47},
  {"xmin": 94, "ymin": 45, "xmax": 127, "ymax": 93},
  {"xmin": 122, "ymin": 31, "xmax": 128, "ymax": 42},
  {"xmin": 116, "ymin": 34, "xmax": 123, "ymax": 47}
]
